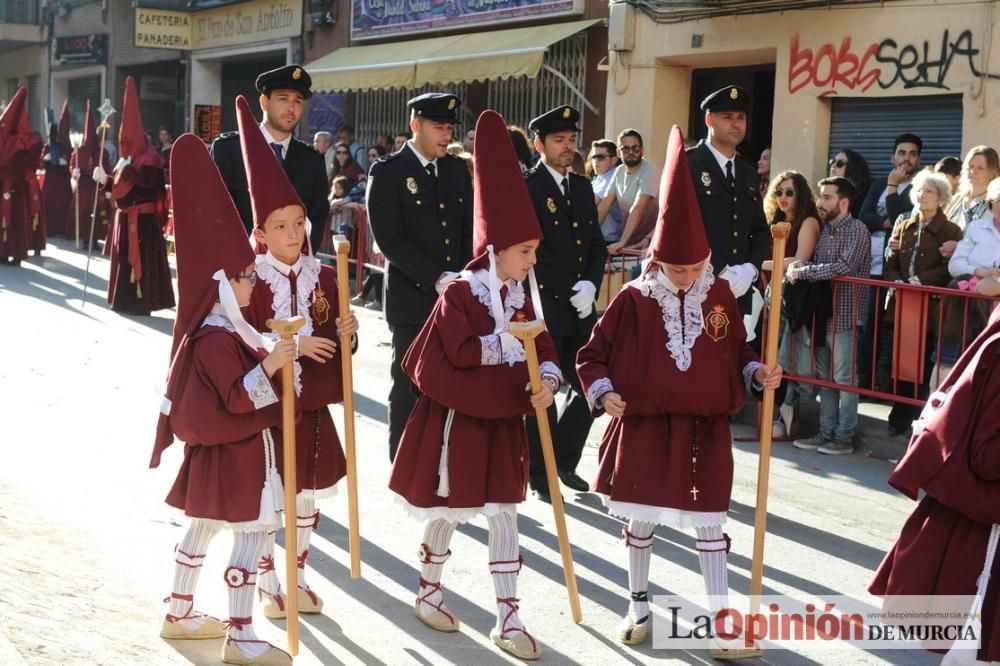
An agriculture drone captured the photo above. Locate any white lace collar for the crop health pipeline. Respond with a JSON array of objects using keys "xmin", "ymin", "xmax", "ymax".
[
  {"xmin": 261, "ymin": 250, "xmax": 303, "ymax": 278},
  {"xmin": 633, "ymin": 266, "xmax": 715, "ymax": 372},
  {"xmin": 463, "ymin": 269, "xmax": 525, "ymax": 329},
  {"xmin": 202, "ymin": 302, "xmax": 236, "ymax": 331}
]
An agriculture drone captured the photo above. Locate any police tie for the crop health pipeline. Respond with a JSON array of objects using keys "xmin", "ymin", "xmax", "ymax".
[
  {"xmin": 271, "ymin": 142, "xmax": 284, "ymax": 164},
  {"xmin": 725, "ymin": 160, "xmax": 735, "ymax": 190},
  {"xmin": 561, "ymin": 176, "xmax": 571, "ymax": 208},
  {"xmin": 425, "ymin": 162, "xmax": 437, "ymax": 181}
]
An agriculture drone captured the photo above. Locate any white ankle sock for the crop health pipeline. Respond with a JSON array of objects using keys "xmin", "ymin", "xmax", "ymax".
[
  {"xmin": 296, "ymin": 495, "xmax": 318, "ymax": 590},
  {"xmin": 226, "ymin": 530, "xmax": 268, "ymax": 659},
  {"xmin": 166, "ymin": 519, "xmax": 221, "ymax": 629},
  {"xmin": 416, "ymin": 518, "xmax": 456, "ymax": 618},
  {"xmin": 487, "ymin": 511, "xmax": 524, "ymax": 634},
  {"xmin": 695, "ymin": 525, "xmax": 730, "ymax": 613},
  {"xmin": 623, "ymin": 520, "xmax": 655, "ymax": 622}
]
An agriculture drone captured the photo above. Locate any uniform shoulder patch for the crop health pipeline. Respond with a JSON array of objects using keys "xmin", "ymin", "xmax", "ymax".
[{"xmin": 214, "ymin": 131, "xmax": 239, "ymax": 142}]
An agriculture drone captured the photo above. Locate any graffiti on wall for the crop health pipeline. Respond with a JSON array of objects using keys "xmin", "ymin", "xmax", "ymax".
[{"xmin": 788, "ymin": 30, "xmax": 1000, "ymax": 96}]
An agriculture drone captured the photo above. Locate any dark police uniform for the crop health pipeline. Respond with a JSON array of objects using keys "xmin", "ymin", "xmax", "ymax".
[
  {"xmin": 211, "ymin": 64, "xmax": 330, "ymax": 248},
  {"xmin": 523, "ymin": 106, "xmax": 607, "ymax": 497},
  {"xmin": 366, "ymin": 93, "xmax": 473, "ymax": 461},
  {"xmin": 687, "ymin": 85, "xmax": 769, "ymax": 316}
]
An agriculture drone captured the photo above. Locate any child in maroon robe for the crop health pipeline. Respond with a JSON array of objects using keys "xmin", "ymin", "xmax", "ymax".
[
  {"xmin": 234, "ymin": 94, "xmax": 358, "ymax": 619},
  {"xmin": 107, "ymin": 76, "xmax": 174, "ymax": 315},
  {"xmin": 150, "ymin": 134, "xmax": 296, "ymax": 666},
  {"xmin": 577, "ymin": 126, "xmax": 781, "ymax": 656},
  {"xmin": 388, "ymin": 111, "xmax": 561, "ymax": 661},
  {"xmin": 870, "ymin": 305, "xmax": 1000, "ymax": 663}
]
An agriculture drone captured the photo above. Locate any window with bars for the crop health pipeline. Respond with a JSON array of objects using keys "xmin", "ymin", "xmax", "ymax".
[
  {"xmin": 355, "ymin": 82, "xmax": 469, "ymax": 150},
  {"xmin": 1, "ymin": 0, "xmax": 39, "ymax": 24}
]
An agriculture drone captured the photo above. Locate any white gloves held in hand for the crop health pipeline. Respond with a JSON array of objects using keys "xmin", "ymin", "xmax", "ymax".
[
  {"xmin": 92, "ymin": 165, "xmax": 108, "ymax": 186},
  {"xmin": 113, "ymin": 156, "xmax": 131, "ymax": 173},
  {"xmin": 497, "ymin": 330, "xmax": 526, "ymax": 364},
  {"xmin": 435, "ymin": 271, "xmax": 459, "ymax": 295},
  {"xmin": 720, "ymin": 263, "xmax": 757, "ymax": 299},
  {"xmin": 71, "ymin": 167, "xmax": 81, "ymax": 179},
  {"xmin": 569, "ymin": 280, "xmax": 596, "ymax": 319}
]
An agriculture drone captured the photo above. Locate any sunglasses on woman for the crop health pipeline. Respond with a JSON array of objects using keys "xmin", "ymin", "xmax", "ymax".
[
  {"xmin": 829, "ymin": 158, "xmax": 848, "ymax": 168},
  {"xmin": 335, "ymin": 150, "xmax": 349, "ymax": 155},
  {"xmin": 774, "ymin": 188, "xmax": 796, "ymax": 198}
]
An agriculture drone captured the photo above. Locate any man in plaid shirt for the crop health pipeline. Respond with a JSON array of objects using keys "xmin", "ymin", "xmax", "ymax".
[{"xmin": 788, "ymin": 176, "xmax": 872, "ymax": 455}]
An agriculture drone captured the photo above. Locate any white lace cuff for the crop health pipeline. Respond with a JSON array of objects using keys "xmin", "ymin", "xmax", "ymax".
[
  {"xmin": 243, "ymin": 364, "xmax": 278, "ymax": 409},
  {"xmin": 743, "ymin": 361, "xmax": 764, "ymax": 393},
  {"xmin": 502, "ymin": 342, "xmax": 527, "ymax": 366},
  {"xmin": 587, "ymin": 377, "xmax": 614, "ymax": 412},
  {"xmin": 539, "ymin": 361, "xmax": 563, "ymax": 386},
  {"xmin": 480, "ymin": 334, "xmax": 501, "ymax": 366}
]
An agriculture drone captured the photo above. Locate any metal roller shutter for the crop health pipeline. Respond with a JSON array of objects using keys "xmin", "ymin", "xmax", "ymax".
[{"xmin": 828, "ymin": 95, "xmax": 963, "ymax": 179}]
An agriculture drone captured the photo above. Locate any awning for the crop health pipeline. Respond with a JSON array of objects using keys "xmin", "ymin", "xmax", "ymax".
[{"xmin": 307, "ymin": 19, "xmax": 600, "ymax": 93}]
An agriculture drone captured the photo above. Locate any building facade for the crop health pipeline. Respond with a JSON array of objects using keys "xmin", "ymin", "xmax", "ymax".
[
  {"xmin": 302, "ymin": 0, "xmax": 609, "ymax": 151},
  {"xmin": 605, "ymin": 0, "xmax": 1000, "ymax": 183},
  {"xmin": 0, "ymin": 0, "xmax": 49, "ymax": 133}
]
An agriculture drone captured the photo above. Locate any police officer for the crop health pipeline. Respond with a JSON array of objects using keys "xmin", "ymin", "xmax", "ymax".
[
  {"xmin": 211, "ymin": 64, "xmax": 330, "ymax": 251},
  {"xmin": 367, "ymin": 93, "xmax": 473, "ymax": 462},
  {"xmin": 686, "ymin": 85, "xmax": 769, "ymax": 317},
  {"xmin": 523, "ymin": 105, "xmax": 607, "ymax": 501}
]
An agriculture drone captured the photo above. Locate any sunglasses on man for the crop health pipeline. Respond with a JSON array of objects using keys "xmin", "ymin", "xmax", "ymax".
[{"xmin": 619, "ymin": 145, "xmax": 642, "ymax": 154}]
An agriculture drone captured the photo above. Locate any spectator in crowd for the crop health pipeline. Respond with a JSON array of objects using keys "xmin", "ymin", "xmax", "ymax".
[
  {"xmin": 588, "ymin": 139, "xmax": 623, "ymax": 241},
  {"xmin": 934, "ymin": 155, "xmax": 963, "ymax": 195},
  {"xmin": 367, "ymin": 143, "xmax": 387, "ymax": 165},
  {"xmin": 569, "ymin": 150, "xmax": 585, "ymax": 175},
  {"xmin": 446, "ymin": 141, "xmax": 465, "ymax": 157},
  {"xmin": 376, "ymin": 133, "xmax": 392, "ymax": 153},
  {"xmin": 463, "ymin": 128, "xmax": 475, "ymax": 153},
  {"xmin": 943, "ymin": 146, "xmax": 999, "ymax": 237},
  {"xmin": 328, "ymin": 175, "xmax": 355, "ymax": 240},
  {"xmin": 882, "ymin": 170, "xmax": 963, "ymax": 436},
  {"xmin": 331, "ymin": 141, "xmax": 364, "ymax": 188},
  {"xmin": 762, "ymin": 170, "xmax": 822, "ymax": 438},
  {"xmin": 757, "ymin": 145, "xmax": 771, "ymax": 196},
  {"xmin": 950, "ymin": 176, "xmax": 1000, "ymax": 281},
  {"xmin": 393, "ymin": 130, "xmax": 411, "ymax": 152},
  {"xmin": 597, "ymin": 128, "xmax": 659, "ymax": 255},
  {"xmin": 507, "ymin": 125, "xmax": 533, "ymax": 171},
  {"xmin": 789, "ymin": 177, "xmax": 871, "ymax": 456},
  {"xmin": 157, "ymin": 126, "xmax": 173, "ymax": 160},
  {"xmin": 338, "ymin": 124, "xmax": 368, "ymax": 171},
  {"xmin": 313, "ymin": 130, "xmax": 335, "ymax": 180},
  {"xmin": 828, "ymin": 148, "xmax": 871, "ymax": 217}
]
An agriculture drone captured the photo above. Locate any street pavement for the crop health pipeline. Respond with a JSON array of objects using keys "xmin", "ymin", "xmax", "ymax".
[{"xmin": 0, "ymin": 239, "xmax": 936, "ymax": 665}]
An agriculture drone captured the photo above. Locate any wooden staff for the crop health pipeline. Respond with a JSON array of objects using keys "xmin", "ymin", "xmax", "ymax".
[
  {"xmin": 333, "ymin": 234, "xmax": 362, "ymax": 579},
  {"xmin": 747, "ymin": 221, "xmax": 791, "ymax": 650},
  {"xmin": 73, "ymin": 174, "xmax": 80, "ymax": 250},
  {"xmin": 82, "ymin": 98, "xmax": 116, "ymax": 308},
  {"xmin": 508, "ymin": 320, "xmax": 582, "ymax": 624},
  {"xmin": 266, "ymin": 315, "xmax": 307, "ymax": 656}
]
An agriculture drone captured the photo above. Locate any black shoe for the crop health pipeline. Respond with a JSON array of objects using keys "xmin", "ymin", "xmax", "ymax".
[
  {"xmin": 532, "ymin": 486, "xmax": 553, "ymax": 503},
  {"xmin": 558, "ymin": 470, "xmax": 590, "ymax": 492},
  {"xmin": 350, "ymin": 295, "xmax": 367, "ymax": 306}
]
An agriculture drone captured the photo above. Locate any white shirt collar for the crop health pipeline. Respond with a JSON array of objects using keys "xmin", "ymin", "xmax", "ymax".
[
  {"xmin": 705, "ymin": 139, "xmax": 736, "ymax": 175},
  {"xmin": 263, "ymin": 250, "xmax": 303, "ymax": 277},
  {"xmin": 406, "ymin": 140, "xmax": 437, "ymax": 169},
  {"xmin": 259, "ymin": 122, "xmax": 291, "ymax": 153},
  {"xmin": 541, "ymin": 159, "xmax": 569, "ymax": 189}
]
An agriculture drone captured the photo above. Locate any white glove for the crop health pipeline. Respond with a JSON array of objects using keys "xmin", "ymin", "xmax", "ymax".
[
  {"xmin": 113, "ymin": 156, "xmax": 131, "ymax": 173},
  {"xmin": 720, "ymin": 263, "xmax": 756, "ymax": 299},
  {"xmin": 435, "ymin": 271, "xmax": 459, "ymax": 295},
  {"xmin": 71, "ymin": 167, "xmax": 81, "ymax": 179},
  {"xmin": 92, "ymin": 165, "xmax": 108, "ymax": 186},
  {"xmin": 59, "ymin": 158, "xmax": 68, "ymax": 166},
  {"xmin": 497, "ymin": 331, "xmax": 525, "ymax": 363},
  {"xmin": 569, "ymin": 280, "xmax": 596, "ymax": 319}
]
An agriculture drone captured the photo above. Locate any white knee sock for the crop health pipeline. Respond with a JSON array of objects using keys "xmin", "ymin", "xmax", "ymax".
[
  {"xmin": 226, "ymin": 530, "xmax": 269, "ymax": 659},
  {"xmin": 695, "ymin": 525, "xmax": 730, "ymax": 613},
  {"xmin": 623, "ymin": 520, "xmax": 655, "ymax": 622},
  {"xmin": 256, "ymin": 530, "xmax": 280, "ymax": 597},
  {"xmin": 296, "ymin": 495, "xmax": 318, "ymax": 590},
  {"xmin": 487, "ymin": 511, "xmax": 524, "ymax": 634},
  {"xmin": 416, "ymin": 518, "xmax": 456, "ymax": 618},
  {"xmin": 166, "ymin": 519, "xmax": 221, "ymax": 628}
]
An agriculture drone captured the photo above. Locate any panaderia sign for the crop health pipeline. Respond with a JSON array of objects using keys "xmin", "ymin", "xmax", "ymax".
[{"xmin": 135, "ymin": 0, "xmax": 301, "ymax": 51}]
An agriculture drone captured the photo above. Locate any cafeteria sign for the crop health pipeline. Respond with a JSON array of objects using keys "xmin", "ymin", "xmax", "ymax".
[
  {"xmin": 351, "ymin": 0, "xmax": 583, "ymax": 40},
  {"xmin": 136, "ymin": 0, "xmax": 301, "ymax": 50}
]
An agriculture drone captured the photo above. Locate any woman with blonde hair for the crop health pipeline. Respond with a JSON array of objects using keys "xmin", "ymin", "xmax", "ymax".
[{"xmin": 943, "ymin": 146, "xmax": 999, "ymax": 250}]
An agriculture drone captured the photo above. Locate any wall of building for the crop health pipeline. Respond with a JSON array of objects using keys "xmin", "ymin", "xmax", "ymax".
[{"xmin": 605, "ymin": 0, "xmax": 1000, "ymax": 183}]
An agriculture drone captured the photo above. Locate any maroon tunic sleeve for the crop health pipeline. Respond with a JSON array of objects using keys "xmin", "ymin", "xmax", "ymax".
[
  {"xmin": 970, "ymin": 356, "xmax": 1000, "ymax": 482},
  {"xmin": 577, "ymin": 287, "xmax": 628, "ymax": 417},
  {"xmin": 434, "ymin": 280, "xmax": 488, "ymax": 369}
]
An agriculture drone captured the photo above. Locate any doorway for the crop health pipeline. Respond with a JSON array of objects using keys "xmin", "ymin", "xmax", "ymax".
[{"xmin": 688, "ymin": 65, "xmax": 775, "ymax": 167}]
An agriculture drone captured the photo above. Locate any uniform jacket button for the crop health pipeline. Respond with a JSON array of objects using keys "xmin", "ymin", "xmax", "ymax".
[
  {"xmin": 441, "ymin": 221, "xmax": 447, "ymax": 227},
  {"xmin": 439, "ymin": 203, "xmax": 445, "ymax": 209},
  {"xmin": 576, "ymin": 239, "xmax": 582, "ymax": 245},
  {"xmin": 444, "ymin": 238, "xmax": 451, "ymax": 245}
]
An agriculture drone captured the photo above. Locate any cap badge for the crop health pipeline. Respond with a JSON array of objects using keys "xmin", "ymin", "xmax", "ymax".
[
  {"xmin": 729, "ymin": 87, "xmax": 738, "ymax": 100},
  {"xmin": 292, "ymin": 68, "xmax": 302, "ymax": 80},
  {"xmin": 562, "ymin": 107, "xmax": 571, "ymax": 119},
  {"xmin": 705, "ymin": 304, "xmax": 730, "ymax": 341},
  {"xmin": 701, "ymin": 171, "xmax": 712, "ymax": 187},
  {"xmin": 546, "ymin": 197, "xmax": 558, "ymax": 213},
  {"xmin": 406, "ymin": 177, "xmax": 418, "ymax": 194},
  {"xmin": 447, "ymin": 98, "xmax": 456, "ymax": 110}
]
